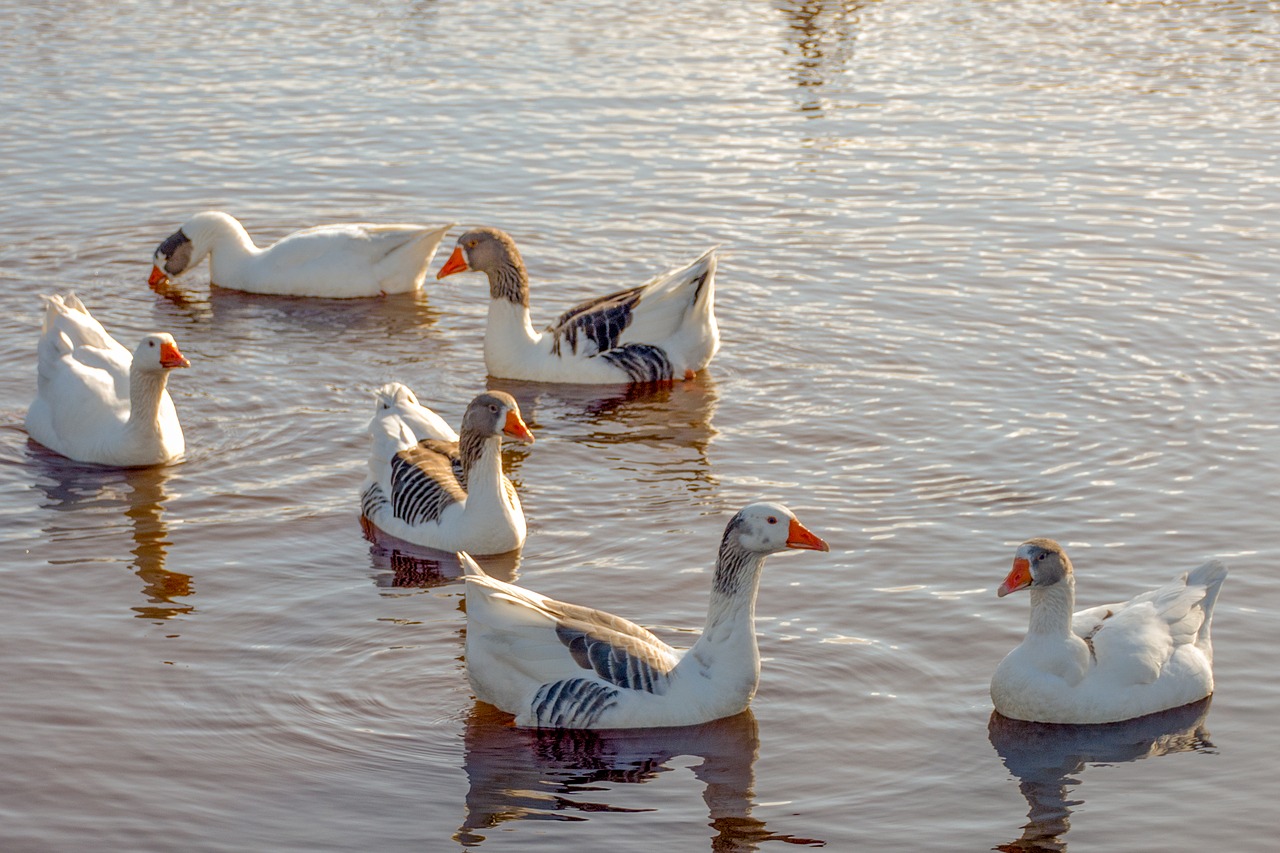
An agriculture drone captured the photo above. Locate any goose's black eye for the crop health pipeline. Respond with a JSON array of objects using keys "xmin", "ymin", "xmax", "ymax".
[
  {"xmin": 1036, "ymin": 553, "xmax": 1047, "ymax": 562},
  {"xmin": 767, "ymin": 516, "xmax": 778, "ymax": 525}
]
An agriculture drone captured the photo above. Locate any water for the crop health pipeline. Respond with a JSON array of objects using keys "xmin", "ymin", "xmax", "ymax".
[{"xmin": 1, "ymin": 1, "xmax": 1277, "ymax": 850}]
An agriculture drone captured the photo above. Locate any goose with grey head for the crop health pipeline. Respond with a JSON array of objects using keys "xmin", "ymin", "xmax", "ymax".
[
  {"xmin": 26, "ymin": 293, "xmax": 190, "ymax": 467},
  {"xmin": 459, "ymin": 501, "xmax": 829, "ymax": 729},
  {"xmin": 991, "ymin": 538, "xmax": 1227, "ymax": 724},
  {"xmin": 360, "ymin": 385, "xmax": 533, "ymax": 555},
  {"xmin": 435, "ymin": 227, "xmax": 718, "ymax": 384},
  {"xmin": 150, "ymin": 211, "xmax": 454, "ymax": 297}
]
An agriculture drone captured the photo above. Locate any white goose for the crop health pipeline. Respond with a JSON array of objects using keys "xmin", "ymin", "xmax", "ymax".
[
  {"xmin": 436, "ymin": 227, "xmax": 718, "ymax": 384},
  {"xmin": 991, "ymin": 538, "xmax": 1228, "ymax": 724},
  {"xmin": 360, "ymin": 384, "xmax": 533, "ymax": 555},
  {"xmin": 25, "ymin": 293, "xmax": 190, "ymax": 467},
  {"xmin": 460, "ymin": 501, "xmax": 829, "ymax": 729},
  {"xmin": 149, "ymin": 211, "xmax": 454, "ymax": 298}
]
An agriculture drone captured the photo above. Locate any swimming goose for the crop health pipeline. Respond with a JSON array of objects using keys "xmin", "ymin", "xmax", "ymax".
[
  {"xmin": 149, "ymin": 211, "xmax": 454, "ymax": 297},
  {"xmin": 360, "ymin": 385, "xmax": 533, "ymax": 555},
  {"xmin": 25, "ymin": 293, "xmax": 190, "ymax": 467},
  {"xmin": 460, "ymin": 501, "xmax": 829, "ymax": 729},
  {"xmin": 435, "ymin": 227, "xmax": 718, "ymax": 384},
  {"xmin": 991, "ymin": 538, "xmax": 1228, "ymax": 724}
]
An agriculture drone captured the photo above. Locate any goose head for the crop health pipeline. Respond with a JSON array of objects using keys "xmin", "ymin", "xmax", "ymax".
[
  {"xmin": 462, "ymin": 391, "xmax": 534, "ymax": 443},
  {"xmin": 998, "ymin": 538, "xmax": 1073, "ymax": 597},
  {"xmin": 134, "ymin": 333, "xmax": 191, "ymax": 371},
  {"xmin": 374, "ymin": 382, "xmax": 420, "ymax": 412},
  {"xmin": 436, "ymin": 227, "xmax": 523, "ymax": 280},
  {"xmin": 725, "ymin": 502, "xmax": 829, "ymax": 555},
  {"xmin": 149, "ymin": 211, "xmax": 234, "ymax": 287}
]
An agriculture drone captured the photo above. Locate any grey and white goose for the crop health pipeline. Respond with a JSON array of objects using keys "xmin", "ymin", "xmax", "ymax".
[
  {"xmin": 360, "ymin": 385, "xmax": 533, "ymax": 555},
  {"xmin": 991, "ymin": 538, "xmax": 1228, "ymax": 724},
  {"xmin": 459, "ymin": 501, "xmax": 829, "ymax": 729},
  {"xmin": 150, "ymin": 211, "xmax": 454, "ymax": 297},
  {"xmin": 435, "ymin": 227, "xmax": 718, "ymax": 384}
]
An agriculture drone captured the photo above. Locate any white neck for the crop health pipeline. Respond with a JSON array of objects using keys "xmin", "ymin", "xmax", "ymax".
[
  {"xmin": 484, "ymin": 299, "xmax": 545, "ymax": 370},
  {"xmin": 195, "ymin": 214, "xmax": 261, "ymax": 281},
  {"xmin": 1027, "ymin": 577, "xmax": 1076, "ymax": 638},
  {"xmin": 126, "ymin": 366, "xmax": 170, "ymax": 436},
  {"xmin": 462, "ymin": 435, "xmax": 507, "ymax": 508},
  {"xmin": 681, "ymin": 550, "xmax": 767, "ymax": 700}
]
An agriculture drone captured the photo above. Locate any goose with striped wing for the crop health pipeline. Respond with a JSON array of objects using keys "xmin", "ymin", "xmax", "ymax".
[
  {"xmin": 436, "ymin": 227, "xmax": 718, "ymax": 384},
  {"xmin": 459, "ymin": 502, "xmax": 829, "ymax": 729},
  {"xmin": 360, "ymin": 384, "xmax": 532, "ymax": 555}
]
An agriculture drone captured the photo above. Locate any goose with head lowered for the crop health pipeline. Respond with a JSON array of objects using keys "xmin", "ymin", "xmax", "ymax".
[
  {"xmin": 360, "ymin": 384, "xmax": 533, "ymax": 555},
  {"xmin": 459, "ymin": 501, "xmax": 829, "ymax": 729},
  {"xmin": 991, "ymin": 538, "xmax": 1228, "ymax": 724},
  {"xmin": 149, "ymin": 211, "xmax": 454, "ymax": 298},
  {"xmin": 25, "ymin": 293, "xmax": 190, "ymax": 467},
  {"xmin": 436, "ymin": 227, "xmax": 718, "ymax": 384}
]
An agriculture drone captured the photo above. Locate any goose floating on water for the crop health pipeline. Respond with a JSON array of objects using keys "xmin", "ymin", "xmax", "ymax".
[
  {"xmin": 25, "ymin": 293, "xmax": 190, "ymax": 467},
  {"xmin": 436, "ymin": 227, "xmax": 718, "ymax": 384},
  {"xmin": 149, "ymin": 211, "xmax": 454, "ymax": 298},
  {"xmin": 360, "ymin": 383, "xmax": 532, "ymax": 555},
  {"xmin": 991, "ymin": 538, "xmax": 1227, "ymax": 724},
  {"xmin": 459, "ymin": 501, "xmax": 829, "ymax": 729}
]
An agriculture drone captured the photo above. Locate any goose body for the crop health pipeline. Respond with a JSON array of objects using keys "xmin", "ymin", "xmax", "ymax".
[
  {"xmin": 25, "ymin": 293, "xmax": 190, "ymax": 467},
  {"xmin": 460, "ymin": 502, "xmax": 829, "ymax": 729},
  {"xmin": 150, "ymin": 211, "xmax": 454, "ymax": 298},
  {"xmin": 360, "ymin": 384, "xmax": 532, "ymax": 555},
  {"xmin": 991, "ymin": 538, "xmax": 1228, "ymax": 724},
  {"xmin": 436, "ymin": 227, "xmax": 718, "ymax": 384}
]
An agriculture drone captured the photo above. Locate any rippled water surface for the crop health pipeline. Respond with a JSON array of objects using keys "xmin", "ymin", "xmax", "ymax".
[{"xmin": 2, "ymin": 1, "xmax": 1278, "ymax": 850}]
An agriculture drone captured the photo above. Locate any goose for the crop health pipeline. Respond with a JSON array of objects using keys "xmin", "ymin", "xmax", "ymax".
[
  {"xmin": 149, "ymin": 211, "xmax": 455, "ymax": 298},
  {"xmin": 435, "ymin": 227, "xmax": 718, "ymax": 384},
  {"xmin": 360, "ymin": 384, "xmax": 533, "ymax": 555},
  {"xmin": 459, "ymin": 501, "xmax": 829, "ymax": 729},
  {"xmin": 991, "ymin": 538, "xmax": 1228, "ymax": 724},
  {"xmin": 25, "ymin": 293, "xmax": 190, "ymax": 467}
]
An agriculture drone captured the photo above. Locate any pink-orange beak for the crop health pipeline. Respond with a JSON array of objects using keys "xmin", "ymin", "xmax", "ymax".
[
  {"xmin": 436, "ymin": 246, "xmax": 469, "ymax": 279},
  {"xmin": 149, "ymin": 265, "xmax": 169, "ymax": 287},
  {"xmin": 503, "ymin": 410, "xmax": 534, "ymax": 443},
  {"xmin": 998, "ymin": 557, "xmax": 1032, "ymax": 597},
  {"xmin": 159, "ymin": 341, "xmax": 190, "ymax": 369},
  {"xmin": 786, "ymin": 518, "xmax": 829, "ymax": 552}
]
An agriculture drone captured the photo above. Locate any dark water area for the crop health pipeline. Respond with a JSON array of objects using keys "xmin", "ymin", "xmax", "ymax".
[{"xmin": 1, "ymin": 1, "xmax": 1277, "ymax": 850}]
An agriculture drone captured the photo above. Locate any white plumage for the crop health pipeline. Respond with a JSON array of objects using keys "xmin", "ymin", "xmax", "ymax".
[
  {"xmin": 991, "ymin": 538, "xmax": 1227, "ymax": 724},
  {"xmin": 436, "ymin": 227, "xmax": 718, "ymax": 384},
  {"xmin": 150, "ymin": 211, "xmax": 454, "ymax": 298},
  {"xmin": 460, "ymin": 502, "xmax": 829, "ymax": 729},
  {"xmin": 25, "ymin": 293, "xmax": 189, "ymax": 467}
]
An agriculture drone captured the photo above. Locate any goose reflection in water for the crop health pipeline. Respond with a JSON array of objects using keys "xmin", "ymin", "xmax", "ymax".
[
  {"xmin": 455, "ymin": 704, "xmax": 824, "ymax": 850},
  {"xmin": 488, "ymin": 374, "xmax": 720, "ymax": 487},
  {"xmin": 363, "ymin": 520, "xmax": 522, "ymax": 589},
  {"xmin": 988, "ymin": 698, "xmax": 1214, "ymax": 853},
  {"xmin": 30, "ymin": 451, "xmax": 193, "ymax": 620}
]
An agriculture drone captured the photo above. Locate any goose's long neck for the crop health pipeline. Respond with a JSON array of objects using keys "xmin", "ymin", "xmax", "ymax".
[
  {"xmin": 202, "ymin": 214, "xmax": 260, "ymax": 279},
  {"xmin": 458, "ymin": 429, "xmax": 504, "ymax": 502},
  {"xmin": 126, "ymin": 366, "xmax": 170, "ymax": 437},
  {"xmin": 697, "ymin": 540, "xmax": 768, "ymax": 652},
  {"xmin": 484, "ymin": 260, "xmax": 541, "ymax": 348},
  {"xmin": 1027, "ymin": 577, "xmax": 1076, "ymax": 638}
]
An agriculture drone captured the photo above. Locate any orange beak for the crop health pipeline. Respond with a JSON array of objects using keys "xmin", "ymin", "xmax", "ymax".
[
  {"xmin": 436, "ymin": 246, "xmax": 469, "ymax": 279},
  {"xmin": 502, "ymin": 410, "xmax": 534, "ymax": 443},
  {"xmin": 998, "ymin": 557, "xmax": 1033, "ymax": 597},
  {"xmin": 149, "ymin": 265, "xmax": 169, "ymax": 287},
  {"xmin": 786, "ymin": 518, "xmax": 829, "ymax": 552},
  {"xmin": 159, "ymin": 341, "xmax": 190, "ymax": 369}
]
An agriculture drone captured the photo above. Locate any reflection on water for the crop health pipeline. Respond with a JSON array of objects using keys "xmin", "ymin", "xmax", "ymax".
[
  {"xmin": 489, "ymin": 374, "xmax": 720, "ymax": 481},
  {"xmin": 363, "ymin": 519, "xmax": 522, "ymax": 588},
  {"xmin": 151, "ymin": 280, "xmax": 443, "ymax": 340},
  {"xmin": 455, "ymin": 704, "xmax": 824, "ymax": 850},
  {"xmin": 28, "ymin": 448, "xmax": 192, "ymax": 621},
  {"xmin": 987, "ymin": 699, "xmax": 1214, "ymax": 853},
  {"xmin": 775, "ymin": 0, "xmax": 865, "ymax": 115}
]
